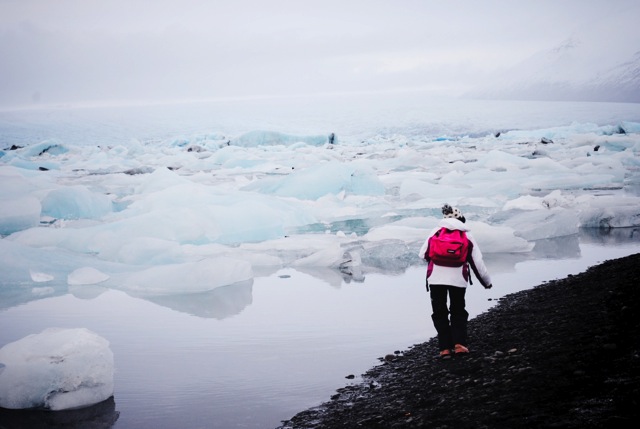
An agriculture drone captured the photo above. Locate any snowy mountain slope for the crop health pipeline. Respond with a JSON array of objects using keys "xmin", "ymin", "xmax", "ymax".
[
  {"xmin": 584, "ymin": 51, "xmax": 640, "ymax": 102},
  {"xmin": 465, "ymin": 5, "xmax": 640, "ymax": 103},
  {"xmin": 466, "ymin": 40, "xmax": 640, "ymax": 103}
]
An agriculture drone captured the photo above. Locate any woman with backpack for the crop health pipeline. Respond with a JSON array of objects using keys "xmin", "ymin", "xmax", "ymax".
[{"xmin": 418, "ymin": 204, "xmax": 493, "ymax": 359}]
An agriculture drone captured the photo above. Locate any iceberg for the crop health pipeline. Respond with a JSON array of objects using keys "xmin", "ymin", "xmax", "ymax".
[
  {"xmin": 0, "ymin": 328, "xmax": 114, "ymax": 410},
  {"xmin": 41, "ymin": 186, "xmax": 113, "ymax": 220}
]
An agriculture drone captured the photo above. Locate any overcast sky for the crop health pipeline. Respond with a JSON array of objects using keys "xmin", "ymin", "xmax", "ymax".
[{"xmin": 0, "ymin": 0, "xmax": 636, "ymax": 108}]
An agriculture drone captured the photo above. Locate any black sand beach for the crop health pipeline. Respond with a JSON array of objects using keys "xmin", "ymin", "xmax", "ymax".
[{"xmin": 276, "ymin": 253, "xmax": 640, "ymax": 428}]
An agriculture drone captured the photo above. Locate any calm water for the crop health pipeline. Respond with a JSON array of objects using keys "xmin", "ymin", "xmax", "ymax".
[{"xmin": 1, "ymin": 229, "xmax": 639, "ymax": 429}]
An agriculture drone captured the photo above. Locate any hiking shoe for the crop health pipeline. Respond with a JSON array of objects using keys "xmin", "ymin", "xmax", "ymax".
[
  {"xmin": 439, "ymin": 349, "xmax": 452, "ymax": 359},
  {"xmin": 454, "ymin": 344, "xmax": 469, "ymax": 354}
]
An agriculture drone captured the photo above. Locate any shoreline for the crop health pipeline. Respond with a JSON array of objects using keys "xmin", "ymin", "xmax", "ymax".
[{"xmin": 276, "ymin": 253, "xmax": 640, "ymax": 428}]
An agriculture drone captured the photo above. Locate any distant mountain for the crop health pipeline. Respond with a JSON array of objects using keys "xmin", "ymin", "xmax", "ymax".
[
  {"xmin": 585, "ymin": 51, "xmax": 640, "ymax": 103},
  {"xmin": 465, "ymin": 17, "xmax": 640, "ymax": 103}
]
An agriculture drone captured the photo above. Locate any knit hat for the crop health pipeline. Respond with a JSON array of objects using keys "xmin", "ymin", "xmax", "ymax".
[{"xmin": 442, "ymin": 203, "xmax": 466, "ymax": 223}]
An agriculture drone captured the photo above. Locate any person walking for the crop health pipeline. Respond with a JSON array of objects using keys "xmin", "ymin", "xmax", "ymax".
[{"xmin": 418, "ymin": 204, "xmax": 493, "ymax": 359}]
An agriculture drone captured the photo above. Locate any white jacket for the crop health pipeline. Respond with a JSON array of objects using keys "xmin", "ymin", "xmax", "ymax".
[{"xmin": 418, "ymin": 218, "xmax": 492, "ymax": 288}]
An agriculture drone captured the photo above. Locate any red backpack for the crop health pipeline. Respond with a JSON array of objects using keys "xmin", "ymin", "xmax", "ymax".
[{"xmin": 427, "ymin": 227, "xmax": 470, "ymax": 267}]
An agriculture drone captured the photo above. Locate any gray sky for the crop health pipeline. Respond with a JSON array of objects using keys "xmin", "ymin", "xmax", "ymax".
[{"xmin": 0, "ymin": 0, "xmax": 636, "ymax": 108}]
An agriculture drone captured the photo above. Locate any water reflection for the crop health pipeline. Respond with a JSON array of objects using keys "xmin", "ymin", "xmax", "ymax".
[
  {"xmin": 470, "ymin": 228, "xmax": 639, "ymax": 276},
  {"xmin": 69, "ymin": 284, "xmax": 110, "ymax": 300},
  {"xmin": 579, "ymin": 226, "xmax": 640, "ymax": 244},
  {"xmin": 0, "ymin": 282, "xmax": 67, "ymax": 312},
  {"xmin": 529, "ymin": 233, "xmax": 581, "ymax": 259},
  {"xmin": 294, "ymin": 266, "xmax": 358, "ymax": 288},
  {"xmin": 142, "ymin": 279, "xmax": 253, "ymax": 319},
  {"xmin": 0, "ymin": 397, "xmax": 119, "ymax": 429}
]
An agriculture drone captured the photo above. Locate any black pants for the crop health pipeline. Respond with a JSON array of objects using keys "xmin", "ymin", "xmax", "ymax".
[{"xmin": 429, "ymin": 284, "xmax": 469, "ymax": 351}]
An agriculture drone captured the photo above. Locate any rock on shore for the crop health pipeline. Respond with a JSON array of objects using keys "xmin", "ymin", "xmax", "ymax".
[{"xmin": 277, "ymin": 253, "xmax": 640, "ymax": 428}]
